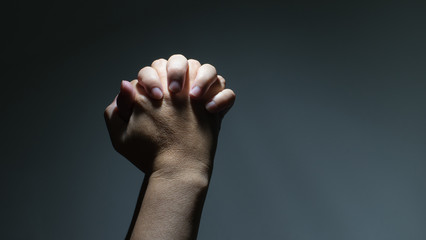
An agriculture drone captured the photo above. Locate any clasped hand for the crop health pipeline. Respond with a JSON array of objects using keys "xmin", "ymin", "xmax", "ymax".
[{"xmin": 104, "ymin": 54, "xmax": 235, "ymax": 178}]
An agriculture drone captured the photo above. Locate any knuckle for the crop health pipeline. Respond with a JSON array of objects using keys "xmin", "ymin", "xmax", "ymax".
[
  {"xmin": 138, "ymin": 66, "xmax": 150, "ymax": 77},
  {"xmin": 167, "ymin": 56, "xmax": 189, "ymax": 74},
  {"xmin": 134, "ymin": 94, "xmax": 149, "ymax": 108},
  {"xmin": 151, "ymin": 58, "xmax": 167, "ymax": 67},
  {"xmin": 204, "ymin": 63, "xmax": 217, "ymax": 74},
  {"xmin": 217, "ymin": 75, "xmax": 226, "ymax": 86},
  {"xmin": 188, "ymin": 59, "xmax": 201, "ymax": 66},
  {"xmin": 138, "ymin": 68, "xmax": 156, "ymax": 84},
  {"xmin": 168, "ymin": 63, "xmax": 187, "ymax": 72},
  {"xmin": 226, "ymin": 89, "xmax": 236, "ymax": 99},
  {"xmin": 169, "ymin": 53, "xmax": 187, "ymax": 60},
  {"xmin": 130, "ymin": 79, "xmax": 138, "ymax": 85},
  {"xmin": 141, "ymin": 66, "xmax": 151, "ymax": 72}
]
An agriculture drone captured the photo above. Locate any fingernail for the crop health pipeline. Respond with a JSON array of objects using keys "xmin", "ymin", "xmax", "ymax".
[
  {"xmin": 206, "ymin": 100, "xmax": 216, "ymax": 112},
  {"xmin": 151, "ymin": 87, "xmax": 163, "ymax": 100},
  {"xmin": 190, "ymin": 86, "xmax": 202, "ymax": 97},
  {"xmin": 169, "ymin": 81, "xmax": 181, "ymax": 93}
]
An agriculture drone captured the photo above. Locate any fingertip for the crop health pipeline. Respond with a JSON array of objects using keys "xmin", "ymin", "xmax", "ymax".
[
  {"xmin": 151, "ymin": 87, "xmax": 164, "ymax": 100},
  {"xmin": 168, "ymin": 81, "xmax": 182, "ymax": 93},
  {"xmin": 205, "ymin": 88, "xmax": 236, "ymax": 114},
  {"xmin": 167, "ymin": 54, "xmax": 188, "ymax": 94},
  {"xmin": 190, "ymin": 85, "xmax": 202, "ymax": 98},
  {"xmin": 205, "ymin": 100, "xmax": 217, "ymax": 112}
]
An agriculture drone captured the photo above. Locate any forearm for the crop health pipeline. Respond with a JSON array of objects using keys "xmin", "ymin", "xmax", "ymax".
[
  {"xmin": 104, "ymin": 54, "xmax": 235, "ymax": 239},
  {"xmin": 129, "ymin": 156, "xmax": 212, "ymax": 240},
  {"xmin": 126, "ymin": 174, "xmax": 150, "ymax": 240}
]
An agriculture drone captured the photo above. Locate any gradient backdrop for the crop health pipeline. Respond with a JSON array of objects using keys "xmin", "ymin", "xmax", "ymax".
[{"xmin": 4, "ymin": 1, "xmax": 426, "ymax": 239}]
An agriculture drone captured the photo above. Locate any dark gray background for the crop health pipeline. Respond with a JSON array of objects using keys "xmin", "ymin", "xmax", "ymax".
[{"xmin": 3, "ymin": 0, "xmax": 426, "ymax": 239}]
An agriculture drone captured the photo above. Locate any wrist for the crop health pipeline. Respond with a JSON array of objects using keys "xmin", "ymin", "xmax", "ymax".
[
  {"xmin": 150, "ymin": 150, "xmax": 213, "ymax": 185},
  {"xmin": 149, "ymin": 169, "xmax": 211, "ymax": 191},
  {"xmin": 134, "ymin": 156, "xmax": 212, "ymax": 240}
]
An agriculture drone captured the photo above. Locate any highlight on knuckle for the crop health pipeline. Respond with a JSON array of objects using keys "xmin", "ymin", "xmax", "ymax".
[
  {"xmin": 138, "ymin": 68, "xmax": 156, "ymax": 83},
  {"xmin": 170, "ymin": 53, "xmax": 186, "ymax": 59},
  {"xmin": 138, "ymin": 67, "xmax": 148, "ymax": 77},
  {"xmin": 188, "ymin": 59, "xmax": 201, "ymax": 66},
  {"xmin": 151, "ymin": 58, "xmax": 166, "ymax": 67},
  {"xmin": 205, "ymin": 64, "xmax": 217, "ymax": 74}
]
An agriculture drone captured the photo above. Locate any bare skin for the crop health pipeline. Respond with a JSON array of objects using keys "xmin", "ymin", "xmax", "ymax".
[{"xmin": 104, "ymin": 54, "xmax": 236, "ymax": 240}]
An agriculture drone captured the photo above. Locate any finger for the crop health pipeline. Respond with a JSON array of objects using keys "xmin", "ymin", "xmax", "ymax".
[
  {"xmin": 104, "ymin": 97, "xmax": 118, "ymax": 122},
  {"xmin": 104, "ymin": 97, "xmax": 127, "ymax": 146},
  {"xmin": 205, "ymin": 88, "xmax": 236, "ymax": 114},
  {"xmin": 166, "ymin": 54, "xmax": 188, "ymax": 94},
  {"xmin": 116, "ymin": 80, "xmax": 135, "ymax": 121},
  {"xmin": 137, "ymin": 66, "xmax": 164, "ymax": 100},
  {"xmin": 187, "ymin": 59, "xmax": 201, "ymax": 86},
  {"xmin": 151, "ymin": 58, "xmax": 168, "ymax": 92},
  {"xmin": 130, "ymin": 79, "xmax": 152, "ymax": 110},
  {"xmin": 217, "ymin": 75, "xmax": 226, "ymax": 88},
  {"xmin": 202, "ymin": 74, "xmax": 226, "ymax": 101},
  {"xmin": 190, "ymin": 63, "xmax": 218, "ymax": 99}
]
